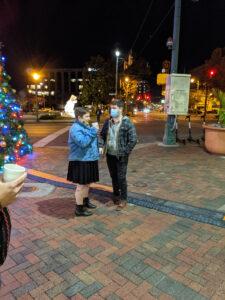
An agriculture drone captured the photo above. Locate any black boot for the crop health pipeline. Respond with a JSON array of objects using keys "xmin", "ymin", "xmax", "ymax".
[
  {"xmin": 113, "ymin": 195, "xmax": 120, "ymax": 205},
  {"xmin": 83, "ymin": 197, "xmax": 96, "ymax": 209},
  {"xmin": 75, "ymin": 205, "xmax": 93, "ymax": 216}
]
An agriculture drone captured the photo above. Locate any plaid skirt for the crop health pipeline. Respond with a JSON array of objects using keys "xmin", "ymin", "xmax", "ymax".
[{"xmin": 67, "ymin": 160, "xmax": 99, "ymax": 185}]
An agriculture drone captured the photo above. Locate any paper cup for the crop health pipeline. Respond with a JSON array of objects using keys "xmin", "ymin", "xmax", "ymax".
[{"xmin": 3, "ymin": 164, "xmax": 26, "ymax": 182}]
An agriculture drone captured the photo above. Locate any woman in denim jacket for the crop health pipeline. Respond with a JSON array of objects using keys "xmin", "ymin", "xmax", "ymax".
[{"xmin": 67, "ymin": 107, "xmax": 99, "ymax": 216}]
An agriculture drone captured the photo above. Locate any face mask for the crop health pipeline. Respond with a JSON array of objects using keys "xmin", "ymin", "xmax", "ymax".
[{"xmin": 110, "ymin": 108, "xmax": 119, "ymax": 118}]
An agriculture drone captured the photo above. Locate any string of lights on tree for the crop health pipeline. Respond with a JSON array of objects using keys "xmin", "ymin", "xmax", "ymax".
[{"xmin": 0, "ymin": 45, "xmax": 32, "ymax": 170}]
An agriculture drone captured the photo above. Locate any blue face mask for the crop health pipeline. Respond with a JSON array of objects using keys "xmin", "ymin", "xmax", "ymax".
[{"xmin": 110, "ymin": 108, "xmax": 119, "ymax": 118}]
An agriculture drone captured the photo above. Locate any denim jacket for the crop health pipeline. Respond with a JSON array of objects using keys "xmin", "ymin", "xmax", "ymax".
[{"xmin": 68, "ymin": 120, "xmax": 99, "ymax": 161}]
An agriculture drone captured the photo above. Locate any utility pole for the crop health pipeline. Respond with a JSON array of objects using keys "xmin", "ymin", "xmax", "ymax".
[
  {"xmin": 163, "ymin": 0, "xmax": 181, "ymax": 145},
  {"xmin": 35, "ymin": 84, "xmax": 39, "ymax": 123},
  {"xmin": 115, "ymin": 50, "xmax": 120, "ymax": 98}
]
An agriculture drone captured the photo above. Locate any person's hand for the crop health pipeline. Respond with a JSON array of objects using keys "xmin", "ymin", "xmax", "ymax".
[
  {"xmin": 99, "ymin": 148, "xmax": 104, "ymax": 155},
  {"xmin": 0, "ymin": 173, "xmax": 27, "ymax": 208},
  {"xmin": 93, "ymin": 123, "xmax": 99, "ymax": 130}
]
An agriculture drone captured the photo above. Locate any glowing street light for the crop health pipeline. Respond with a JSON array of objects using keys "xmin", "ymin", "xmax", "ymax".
[
  {"xmin": 33, "ymin": 73, "xmax": 40, "ymax": 80},
  {"xmin": 115, "ymin": 50, "xmax": 120, "ymax": 57},
  {"xmin": 32, "ymin": 72, "xmax": 40, "ymax": 122}
]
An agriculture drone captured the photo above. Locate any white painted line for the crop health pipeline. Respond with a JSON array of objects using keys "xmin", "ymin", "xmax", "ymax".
[
  {"xmin": 47, "ymin": 146, "xmax": 69, "ymax": 149},
  {"xmin": 217, "ymin": 205, "xmax": 225, "ymax": 212},
  {"xmin": 33, "ymin": 126, "xmax": 70, "ymax": 148}
]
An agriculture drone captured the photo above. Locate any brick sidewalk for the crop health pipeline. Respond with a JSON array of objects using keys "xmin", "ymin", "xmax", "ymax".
[
  {"xmin": 1, "ymin": 183, "xmax": 225, "ymax": 299},
  {"xmin": 19, "ymin": 143, "xmax": 225, "ymax": 211},
  {"xmin": 1, "ymin": 139, "xmax": 225, "ymax": 299}
]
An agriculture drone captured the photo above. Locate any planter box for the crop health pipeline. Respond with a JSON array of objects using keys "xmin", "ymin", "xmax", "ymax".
[{"xmin": 203, "ymin": 125, "xmax": 225, "ymax": 155}]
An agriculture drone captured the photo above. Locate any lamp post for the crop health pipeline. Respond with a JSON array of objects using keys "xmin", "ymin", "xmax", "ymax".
[
  {"xmin": 124, "ymin": 77, "xmax": 129, "ymax": 114},
  {"xmin": 191, "ymin": 78, "xmax": 200, "ymax": 112},
  {"xmin": 33, "ymin": 73, "xmax": 40, "ymax": 122},
  {"xmin": 163, "ymin": 0, "xmax": 181, "ymax": 145},
  {"xmin": 115, "ymin": 50, "xmax": 120, "ymax": 98}
]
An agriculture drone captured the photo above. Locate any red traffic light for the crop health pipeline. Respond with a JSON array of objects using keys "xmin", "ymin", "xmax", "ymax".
[
  {"xmin": 137, "ymin": 95, "xmax": 142, "ymax": 100},
  {"xmin": 146, "ymin": 94, "xmax": 151, "ymax": 100},
  {"xmin": 209, "ymin": 69, "xmax": 215, "ymax": 77}
]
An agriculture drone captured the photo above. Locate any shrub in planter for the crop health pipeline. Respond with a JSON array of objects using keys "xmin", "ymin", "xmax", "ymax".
[
  {"xmin": 213, "ymin": 89, "xmax": 225, "ymax": 127},
  {"xmin": 203, "ymin": 89, "xmax": 225, "ymax": 155},
  {"xmin": 39, "ymin": 114, "xmax": 58, "ymax": 120}
]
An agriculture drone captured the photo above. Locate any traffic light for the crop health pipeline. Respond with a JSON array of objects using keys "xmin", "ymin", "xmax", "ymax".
[
  {"xmin": 137, "ymin": 95, "xmax": 142, "ymax": 100},
  {"xmin": 209, "ymin": 69, "xmax": 216, "ymax": 77},
  {"xmin": 145, "ymin": 94, "xmax": 151, "ymax": 100}
]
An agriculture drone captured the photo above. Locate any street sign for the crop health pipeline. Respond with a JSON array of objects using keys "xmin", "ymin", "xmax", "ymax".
[
  {"xmin": 164, "ymin": 73, "xmax": 191, "ymax": 115},
  {"xmin": 157, "ymin": 73, "xmax": 168, "ymax": 85}
]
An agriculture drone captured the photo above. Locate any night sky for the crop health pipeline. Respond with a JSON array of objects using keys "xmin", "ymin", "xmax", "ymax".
[{"xmin": 1, "ymin": 0, "xmax": 225, "ymax": 91}]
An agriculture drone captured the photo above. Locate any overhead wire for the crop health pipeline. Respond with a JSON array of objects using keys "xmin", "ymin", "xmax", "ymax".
[
  {"xmin": 131, "ymin": 0, "xmax": 155, "ymax": 50},
  {"xmin": 138, "ymin": 3, "xmax": 175, "ymax": 57}
]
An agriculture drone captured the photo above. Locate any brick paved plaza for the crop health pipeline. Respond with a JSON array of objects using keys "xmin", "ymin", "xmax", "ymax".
[{"xmin": 1, "ymin": 141, "xmax": 225, "ymax": 299}]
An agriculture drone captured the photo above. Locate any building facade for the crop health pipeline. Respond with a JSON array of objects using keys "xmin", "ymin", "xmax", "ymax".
[{"xmin": 27, "ymin": 68, "xmax": 83, "ymax": 109}]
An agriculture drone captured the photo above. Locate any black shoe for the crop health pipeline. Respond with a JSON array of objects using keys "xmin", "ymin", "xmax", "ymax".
[
  {"xmin": 113, "ymin": 195, "xmax": 120, "ymax": 205},
  {"xmin": 83, "ymin": 197, "xmax": 97, "ymax": 209},
  {"xmin": 75, "ymin": 205, "xmax": 93, "ymax": 217}
]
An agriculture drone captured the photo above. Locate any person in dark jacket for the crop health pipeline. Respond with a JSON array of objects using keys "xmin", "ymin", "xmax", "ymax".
[
  {"xmin": 67, "ymin": 107, "xmax": 99, "ymax": 216},
  {"xmin": 96, "ymin": 107, "xmax": 102, "ymax": 123},
  {"xmin": 99, "ymin": 99, "xmax": 137, "ymax": 210}
]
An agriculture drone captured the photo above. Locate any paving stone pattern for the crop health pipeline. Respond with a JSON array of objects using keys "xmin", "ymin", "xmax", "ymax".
[
  {"xmin": 20, "ymin": 142, "xmax": 225, "ymax": 211},
  {"xmin": 1, "ymin": 186, "xmax": 225, "ymax": 299}
]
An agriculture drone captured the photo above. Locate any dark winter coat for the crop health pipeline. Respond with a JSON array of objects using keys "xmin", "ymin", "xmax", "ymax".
[{"xmin": 99, "ymin": 116, "xmax": 137, "ymax": 157}]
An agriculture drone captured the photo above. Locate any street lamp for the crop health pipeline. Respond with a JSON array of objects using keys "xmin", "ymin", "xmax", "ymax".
[
  {"xmin": 191, "ymin": 77, "xmax": 200, "ymax": 111},
  {"xmin": 32, "ymin": 73, "xmax": 40, "ymax": 122},
  {"xmin": 115, "ymin": 49, "xmax": 120, "ymax": 98},
  {"xmin": 124, "ymin": 77, "xmax": 129, "ymax": 114}
]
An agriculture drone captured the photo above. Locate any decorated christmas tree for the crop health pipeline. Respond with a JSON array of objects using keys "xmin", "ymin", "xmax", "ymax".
[{"xmin": 0, "ymin": 43, "xmax": 32, "ymax": 171}]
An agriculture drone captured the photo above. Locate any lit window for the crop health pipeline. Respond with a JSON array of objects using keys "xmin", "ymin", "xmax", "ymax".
[
  {"xmin": 78, "ymin": 79, "xmax": 83, "ymax": 81},
  {"xmin": 79, "ymin": 85, "xmax": 83, "ymax": 89},
  {"xmin": 50, "ymin": 79, "xmax": 55, "ymax": 82},
  {"xmin": 71, "ymin": 79, "xmax": 76, "ymax": 82},
  {"xmin": 51, "ymin": 91, "xmax": 55, "ymax": 96}
]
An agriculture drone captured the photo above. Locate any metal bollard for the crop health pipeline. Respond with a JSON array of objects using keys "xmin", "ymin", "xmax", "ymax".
[
  {"xmin": 201, "ymin": 115, "xmax": 206, "ymax": 141},
  {"xmin": 186, "ymin": 115, "xmax": 200, "ymax": 144}
]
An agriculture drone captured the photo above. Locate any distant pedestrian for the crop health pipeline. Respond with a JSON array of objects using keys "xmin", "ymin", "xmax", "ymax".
[
  {"xmin": 96, "ymin": 108, "xmax": 102, "ymax": 123},
  {"xmin": 67, "ymin": 107, "xmax": 99, "ymax": 216},
  {"xmin": 99, "ymin": 99, "xmax": 137, "ymax": 210}
]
